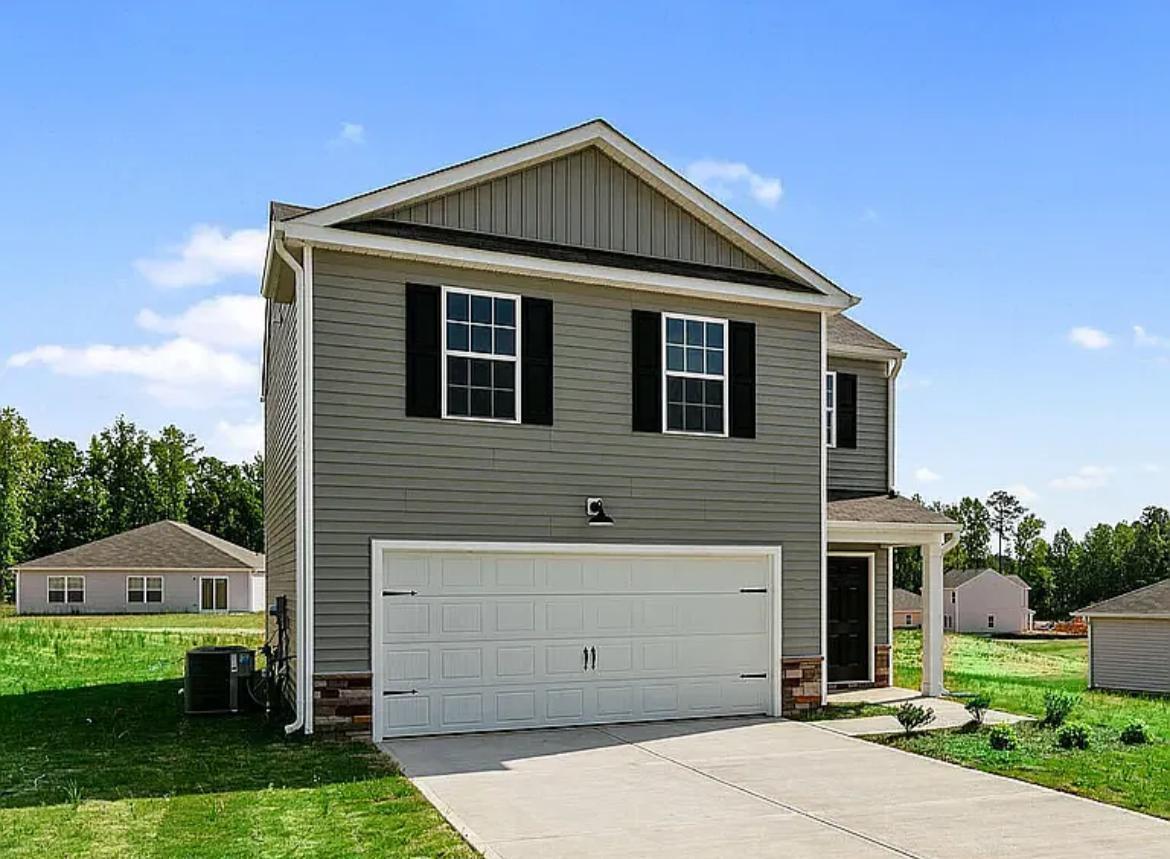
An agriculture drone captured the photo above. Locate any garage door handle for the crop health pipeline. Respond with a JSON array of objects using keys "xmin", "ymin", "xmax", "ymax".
[
  {"xmin": 583, "ymin": 647, "xmax": 589, "ymax": 671},
  {"xmin": 739, "ymin": 587, "xmax": 767, "ymax": 593},
  {"xmin": 590, "ymin": 647, "xmax": 596, "ymax": 670}
]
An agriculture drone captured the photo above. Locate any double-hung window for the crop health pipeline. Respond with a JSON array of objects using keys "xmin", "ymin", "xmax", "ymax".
[
  {"xmin": 663, "ymin": 313, "xmax": 727, "ymax": 435},
  {"xmin": 127, "ymin": 575, "xmax": 163, "ymax": 604},
  {"xmin": 442, "ymin": 287, "xmax": 519, "ymax": 422},
  {"xmin": 48, "ymin": 575, "xmax": 84, "ymax": 604},
  {"xmin": 825, "ymin": 371, "xmax": 837, "ymax": 447}
]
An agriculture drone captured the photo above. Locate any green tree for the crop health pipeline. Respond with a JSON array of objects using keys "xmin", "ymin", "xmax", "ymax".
[
  {"xmin": 0, "ymin": 408, "xmax": 41, "ymax": 598},
  {"xmin": 188, "ymin": 455, "xmax": 264, "ymax": 552},
  {"xmin": 949, "ymin": 496, "xmax": 991, "ymax": 569},
  {"xmin": 987, "ymin": 490, "xmax": 1025, "ymax": 573},
  {"xmin": 28, "ymin": 438, "xmax": 103, "ymax": 558},
  {"xmin": 88, "ymin": 416, "xmax": 155, "ymax": 535},
  {"xmin": 1049, "ymin": 528, "xmax": 1080, "ymax": 615},
  {"xmin": 149, "ymin": 425, "xmax": 201, "ymax": 521},
  {"xmin": 894, "ymin": 546, "xmax": 922, "ymax": 592}
]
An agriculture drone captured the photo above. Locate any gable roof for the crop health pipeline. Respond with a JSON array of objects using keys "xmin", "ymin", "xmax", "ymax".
[
  {"xmin": 942, "ymin": 568, "xmax": 1029, "ymax": 590},
  {"xmin": 893, "ymin": 588, "xmax": 922, "ymax": 611},
  {"xmin": 827, "ymin": 492, "xmax": 955, "ymax": 526},
  {"xmin": 827, "ymin": 314, "xmax": 904, "ymax": 359},
  {"xmin": 14, "ymin": 520, "xmax": 264, "ymax": 572},
  {"xmin": 1075, "ymin": 577, "xmax": 1170, "ymax": 617},
  {"xmin": 268, "ymin": 119, "xmax": 856, "ymax": 307}
]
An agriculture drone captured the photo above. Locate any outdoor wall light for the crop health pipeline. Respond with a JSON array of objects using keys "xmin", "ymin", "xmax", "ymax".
[{"xmin": 586, "ymin": 497, "xmax": 614, "ymax": 527}]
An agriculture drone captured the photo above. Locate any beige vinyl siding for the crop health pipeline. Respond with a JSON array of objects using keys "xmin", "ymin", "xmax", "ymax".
[
  {"xmin": 311, "ymin": 249, "xmax": 824, "ymax": 674},
  {"xmin": 829, "ymin": 543, "xmax": 890, "ymax": 646},
  {"xmin": 1090, "ymin": 618, "xmax": 1170, "ymax": 693},
  {"xmin": 16, "ymin": 569, "xmax": 254, "ymax": 614},
  {"xmin": 378, "ymin": 146, "xmax": 772, "ymax": 273},
  {"xmin": 828, "ymin": 356, "xmax": 888, "ymax": 494},
  {"xmin": 263, "ymin": 295, "xmax": 298, "ymax": 672}
]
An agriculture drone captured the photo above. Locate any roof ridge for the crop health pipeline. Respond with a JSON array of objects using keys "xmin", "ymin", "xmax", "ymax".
[{"xmin": 1077, "ymin": 576, "xmax": 1170, "ymax": 615}]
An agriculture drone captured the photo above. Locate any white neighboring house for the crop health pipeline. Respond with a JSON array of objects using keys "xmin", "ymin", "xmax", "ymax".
[
  {"xmin": 943, "ymin": 568, "xmax": 1034, "ymax": 634},
  {"xmin": 1075, "ymin": 577, "xmax": 1170, "ymax": 694},
  {"xmin": 13, "ymin": 520, "xmax": 266, "ymax": 615}
]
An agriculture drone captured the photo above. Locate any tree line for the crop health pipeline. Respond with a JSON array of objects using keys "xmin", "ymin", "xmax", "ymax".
[
  {"xmin": 894, "ymin": 490, "xmax": 1170, "ymax": 619},
  {"xmin": 0, "ymin": 407, "xmax": 262, "ymax": 601}
]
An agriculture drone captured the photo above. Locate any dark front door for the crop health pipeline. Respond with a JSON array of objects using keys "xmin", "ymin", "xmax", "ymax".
[{"xmin": 828, "ymin": 556, "xmax": 870, "ymax": 683}]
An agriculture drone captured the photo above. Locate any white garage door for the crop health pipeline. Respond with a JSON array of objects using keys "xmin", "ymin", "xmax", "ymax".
[{"xmin": 372, "ymin": 543, "xmax": 781, "ymax": 740}]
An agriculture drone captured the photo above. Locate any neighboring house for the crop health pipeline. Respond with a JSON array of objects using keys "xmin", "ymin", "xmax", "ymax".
[
  {"xmin": 260, "ymin": 119, "xmax": 958, "ymax": 739},
  {"xmin": 943, "ymin": 568, "xmax": 1033, "ymax": 634},
  {"xmin": 13, "ymin": 521, "xmax": 266, "ymax": 615},
  {"xmin": 1075, "ymin": 578, "xmax": 1170, "ymax": 694},
  {"xmin": 893, "ymin": 588, "xmax": 921, "ymax": 628}
]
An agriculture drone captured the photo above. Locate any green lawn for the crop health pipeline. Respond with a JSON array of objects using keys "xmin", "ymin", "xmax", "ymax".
[
  {"xmin": 0, "ymin": 610, "xmax": 475, "ymax": 858},
  {"xmin": 887, "ymin": 629, "xmax": 1170, "ymax": 818}
]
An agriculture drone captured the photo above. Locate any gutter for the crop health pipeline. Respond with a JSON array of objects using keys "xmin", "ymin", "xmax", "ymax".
[
  {"xmin": 886, "ymin": 354, "xmax": 903, "ymax": 491},
  {"xmin": 273, "ymin": 237, "xmax": 315, "ymax": 736}
]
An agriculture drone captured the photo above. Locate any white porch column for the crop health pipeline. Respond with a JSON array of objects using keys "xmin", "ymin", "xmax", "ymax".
[{"xmin": 920, "ymin": 538, "xmax": 945, "ymax": 696}]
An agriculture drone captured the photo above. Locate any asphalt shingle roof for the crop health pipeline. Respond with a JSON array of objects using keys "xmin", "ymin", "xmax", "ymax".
[
  {"xmin": 827, "ymin": 493, "xmax": 956, "ymax": 526},
  {"xmin": 893, "ymin": 588, "xmax": 921, "ymax": 611},
  {"xmin": 826, "ymin": 314, "xmax": 903, "ymax": 355},
  {"xmin": 943, "ymin": 568, "xmax": 993, "ymax": 589},
  {"xmin": 15, "ymin": 521, "xmax": 264, "ymax": 571},
  {"xmin": 1076, "ymin": 577, "xmax": 1170, "ymax": 617}
]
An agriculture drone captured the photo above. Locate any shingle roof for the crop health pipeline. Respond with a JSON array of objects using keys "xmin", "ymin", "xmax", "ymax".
[
  {"xmin": 1004, "ymin": 574, "xmax": 1031, "ymax": 590},
  {"xmin": 1076, "ymin": 577, "xmax": 1170, "ymax": 617},
  {"xmin": 15, "ymin": 521, "xmax": 264, "ymax": 571},
  {"xmin": 943, "ymin": 568, "xmax": 994, "ymax": 589},
  {"xmin": 893, "ymin": 588, "xmax": 921, "ymax": 611},
  {"xmin": 826, "ymin": 314, "xmax": 903, "ymax": 356},
  {"xmin": 271, "ymin": 201, "xmax": 313, "ymax": 222},
  {"xmin": 827, "ymin": 492, "xmax": 956, "ymax": 526}
]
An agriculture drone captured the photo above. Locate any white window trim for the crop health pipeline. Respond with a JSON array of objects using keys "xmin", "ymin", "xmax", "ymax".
[
  {"xmin": 825, "ymin": 370, "xmax": 838, "ymax": 448},
  {"xmin": 440, "ymin": 285, "xmax": 522, "ymax": 425},
  {"xmin": 661, "ymin": 312, "xmax": 729, "ymax": 438},
  {"xmin": 47, "ymin": 575, "xmax": 85, "ymax": 605},
  {"xmin": 199, "ymin": 576, "xmax": 230, "ymax": 612},
  {"xmin": 127, "ymin": 575, "xmax": 164, "ymax": 605}
]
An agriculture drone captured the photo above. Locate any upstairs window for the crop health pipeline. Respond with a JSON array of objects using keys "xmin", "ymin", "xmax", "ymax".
[
  {"xmin": 987, "ymin": 615, "xmax": 996, "ymax": 629},
  {"xmin": 442, "ymin": 288, "xmax": 519, "ymax": 422},
  {"xmin": 48, "ymin": 575, "xmax": 84, "ymax": 604},
  {"xmin": 825, "ymin": 371, "xmax": 837, "ymax": 447},
  {"xmin": 663, "ymin": 314, "xmax": 727, "ymax": 435},
  {"xmin": 127, "ymin": 575, "xmax": 163, "ymax": 604}
]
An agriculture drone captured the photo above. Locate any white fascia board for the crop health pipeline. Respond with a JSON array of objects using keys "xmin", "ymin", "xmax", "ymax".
[
  {"xmin": 280, "ymin": 222, "xmax": 853, "ymax": 314},
  {"xmin": 1075, "ymin": 611, "xmax": 1170, "ymax": 620},
  {"xmin": 828, "ymin": 520, "xmax": 958, "ymax": 546},
  {"xmin": 827, "ymin": 343, "xmax": 907, "ymax": 361},
  {"xmin": 287, "ymin": 120, "xmax": 856, "ymax": 305}
]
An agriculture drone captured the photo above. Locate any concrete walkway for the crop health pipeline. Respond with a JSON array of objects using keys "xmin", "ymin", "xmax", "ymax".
[
  {"xmin": 381, "ymin": 717, "xmax": 1168, "ymax": 858},
  {"xmin": 822, "ymin": 686, "xmax": 1028, "ymax": 736}
]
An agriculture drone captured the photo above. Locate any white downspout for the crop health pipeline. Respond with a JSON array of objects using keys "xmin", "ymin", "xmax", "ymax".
[
  {"xmin": 887, "ymin": 355, "xmax": 903, "ymax": 491},
  {"xmin": 274, "ymin": 237, "xmax": 309, "ymax": 736}
]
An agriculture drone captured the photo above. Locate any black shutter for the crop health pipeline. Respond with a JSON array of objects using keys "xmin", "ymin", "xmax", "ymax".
[
  {"xmin": 837, "ymin": 372, "xmax": 858, "ymax": 449},
  {"xmin": 631, "ymin": 310, "xmax": 662, "ymax": 432},
  {"xmin": 405, "ymin": 283, "xmax": 441, "ymax": 418},
  {"xmin": 521, "ymin": 297, "xmax": 554, "ymax": 425},
  {"xmin": 728, "ymin": 321, "xmax": 756, "ymax": 439}
]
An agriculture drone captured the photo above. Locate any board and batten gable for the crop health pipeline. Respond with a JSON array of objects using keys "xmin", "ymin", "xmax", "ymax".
[
  {"xmin": 263, "ymin": 294, "xmax": 299, "ymax": 664},
  {"xmin": 310, "ymin": 249, "xmax": 824, "ymax": 674},
  {"xmin": 827, "ymin": 356, "xmax": 888, "ymax": 494},
  {"xmin": 373, "ymin": 146, "xmax": 773, "ymax": 274}
]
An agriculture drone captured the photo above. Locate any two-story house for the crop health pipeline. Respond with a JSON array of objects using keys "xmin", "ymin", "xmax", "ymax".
[{"xmin": 260, "ymin": 120, "xmax": 958, "ymax": 740}]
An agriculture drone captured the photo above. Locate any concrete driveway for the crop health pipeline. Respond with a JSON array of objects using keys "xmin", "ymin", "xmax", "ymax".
[{"xmin": 381, "ymin": 718, "xmax": 1169, "ymax": 858}]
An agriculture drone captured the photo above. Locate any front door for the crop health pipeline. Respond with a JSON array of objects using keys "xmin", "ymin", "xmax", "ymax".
[
  {"xmin": 827, "ymin": 556, "xmax": 869, "ymax": 683},
  {"xmin": 200, "ymin": 576, "xmax": 228, "ymax": 612}
]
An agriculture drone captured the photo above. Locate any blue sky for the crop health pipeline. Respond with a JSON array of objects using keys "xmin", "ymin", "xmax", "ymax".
[{"xmin": 1, "ymin": 3, "xmax": 1166, "ymax": 537}]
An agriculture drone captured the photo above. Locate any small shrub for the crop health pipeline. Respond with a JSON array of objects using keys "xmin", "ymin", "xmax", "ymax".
[
  {"xmin": 1057, "ymin": 723, "xmax": 1091, "ymax": 750},
  {"xmin": 965, "ymin": 693, "xmax": 992, "ymax": 726},
  {"xmin": 989, "ymin": 725, "xmax": 1017, "ymax": 751},
  {"xmin": 895, "ymin": 702, "xmax": 936, "ymax": 736},
  {"xmin": 1042, "ymin": 690, "xmax": 1079, "ymax": 727},
  {"xmin": 1120, "ymin": 721, "xmax": 1151, "ymax": 746}
]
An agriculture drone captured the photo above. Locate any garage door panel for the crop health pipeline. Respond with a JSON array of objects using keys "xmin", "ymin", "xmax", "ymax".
[{"xmin": 375, "ymin": 546, "xmax": 778, "ymax": 739}]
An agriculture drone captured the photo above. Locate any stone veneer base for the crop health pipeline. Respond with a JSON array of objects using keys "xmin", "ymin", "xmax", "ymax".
[
  {"xmin": 781, "ymin": 656, "xmax": 824, "ymax": 715},
  {"xmin": 313, "ymin": 672, "xmax": 373, "ymax": 739}
]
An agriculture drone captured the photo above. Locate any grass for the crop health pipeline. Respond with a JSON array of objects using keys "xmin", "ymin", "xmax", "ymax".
[
  {"xmin": 791, "ymin": 701, "xmax": 898, "ymax": 722},
  {"xmin": 0, "ymin": 609, "xmax": 476, "ymax": 858},
  {"xmin": 884, "ymin": 629, "xmax": 1170, "ymax": 818}
]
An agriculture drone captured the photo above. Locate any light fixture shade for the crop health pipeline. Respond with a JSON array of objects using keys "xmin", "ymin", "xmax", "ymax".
[{"xmin": 586, "ymin": 497, "xmax": 615, "ymax": 527}]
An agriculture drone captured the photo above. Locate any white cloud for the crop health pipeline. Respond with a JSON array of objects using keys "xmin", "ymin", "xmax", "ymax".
[
  {"xmin": 1134, "ymin": 325, "xmax": 1170, "ymax": 349},
  {"xmin": 1141, "ymin": 463, "xmax": 1162, "ymax": 474},
  {"xmin": 1067, "ymin": 326, "xmax": 1111, "ymax": 350},
  {"xmin": 1050, "ymin": 465, "xmax": 1114, "ymax": 492},
  {"xmin": 1006, "ymin": 483, "xmax": 1039, "ymax": 502},
  {"xmin": 331, "ymin": 122, "xmax": 366, "ymax": 146},
  {"xmin": 209, "ymin": 417, "xmax": 263, "ymax": 462},
  {"xmin": 134, "ymin": 225, "xmax": 266, "ymax": 288},
  {"xmin": 685, "ymin": 159, "xmax": 783, "ymax": 207},
  {"xmin": 914, "ymin": 466, "xmax": 941, "ymax": 483},
  {"xmin": 7, "ymin": 338, "xmax": 257, "ymax": 408},
  {"xmin": 136, "ymin": 294, "xmax": 263, "ymax": 350}
]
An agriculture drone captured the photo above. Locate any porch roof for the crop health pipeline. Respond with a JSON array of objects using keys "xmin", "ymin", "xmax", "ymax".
[{"xmin": 827, "ymin": 492, "xmax": 955, "ymax": 526}]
